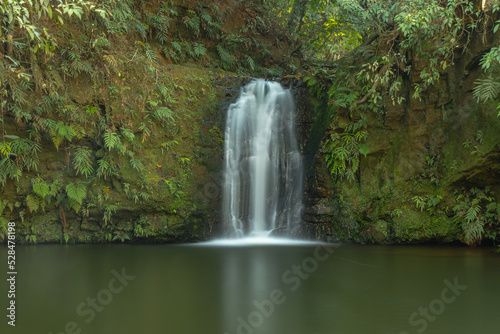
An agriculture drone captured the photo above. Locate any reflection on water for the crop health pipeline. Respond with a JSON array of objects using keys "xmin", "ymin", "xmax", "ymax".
[
  {"xmin": 220, "ymin": 242, "xmax": 337, "ymax": 334},
  {"xmin": 0, "ymin": 244, "xmax": 499, "ymax": 334}
]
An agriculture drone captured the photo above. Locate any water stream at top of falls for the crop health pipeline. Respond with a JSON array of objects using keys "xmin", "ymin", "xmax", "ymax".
[{"xmin": 222, "ymin": 80, "xmax": 303, "ymax": 238}]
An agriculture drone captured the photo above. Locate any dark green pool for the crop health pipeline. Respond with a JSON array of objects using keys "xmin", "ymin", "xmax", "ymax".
[{"xmin": 1, "ymin": 243, "xmax": 498, "ymax": 334}]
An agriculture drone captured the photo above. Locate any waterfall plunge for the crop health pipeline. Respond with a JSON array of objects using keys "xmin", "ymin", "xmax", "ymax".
[{"xmin": 222, "ymin": 80, "xmax": 303, "ymax": 238}]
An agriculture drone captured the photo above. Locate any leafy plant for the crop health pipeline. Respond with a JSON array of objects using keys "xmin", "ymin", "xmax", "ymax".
[
  {"xmin": 25, "ymin": 226, "xmax": 37, "ymax": 244},
  {"xmin": 32, "ymin": 176, "xmax": 50, "ymax": 199},
  {"xmin": 0, "ymin": 217, "xmax": 8, "ymax": 241},
  {"xmin": 103, "ymin": 204, "xmax": 118, "ymax": 226},
  {"xmin": 183, "ymin": 12, "xmax": 201, "ymax": 37},
  {"xmin": 103, "ymin": 130, "xmax": 121, "ymax": 151},
  {"xmin": 411, "ymin": 194, "xmax": 443, "ymax": 215},
  {"xmin": 26, "ymin": 194, "xmax": 40, "ymax": 213},
  {"xmin": 193, "ymin": 43, "xmax": 207, "ymax": 58},
  {"xmin": 390, "ymin": 208, "xmax": 403, "ymax": 218},
  {"xmin": 324, "ymin": 115, "xmax": 368, "ymax": 182},
  {"xmin": 73, "ymin": 146, "xmax": 94, "ymax": 177},
  {"xmin": 216, "ymin": 44, "xmax": 236, "ymax": 70},
  {"xmin": 134, "ymin": 224, "xmax": 145, "ymax": 237},
  {"xmin": 453, "ymin": 187, "xmax": 500, "ymax": 246},
  {"xmin": 104, "ymin": 232, "xmax": 113, "ymax": 242},
  {"xmin": 66, "ymin": 182, "xmax": 87, "ymax": 213},
  {"xmin": 473, "ymin": 76, "xmax": 500, "ymax": 103},
  {"xmin": 96, "ymin": 156, "xmax": 117, "ymax": 180},
  {"xmin": 112, "ymin": 230, "xmax": 130, "ymax": 242},
  {"xmin": 129, "ymin": 158, "xmax": 144, "ymax": 172}
]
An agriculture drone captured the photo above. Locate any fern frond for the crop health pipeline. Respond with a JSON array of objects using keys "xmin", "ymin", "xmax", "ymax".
[
  {"xmin": 73, "ymin": 146, "xmax": 94, "ymax": 177},
  {"xmin": 152, "ymin": 107, "xmax": 175, "ymax": 123},
  {"xmin": 66, "ymin": 182, "xmax": 87, "ymax": 207},
  {"xmin": 171, "ymin": 41, "xmax": 182, "ymax": 53},
  {"xmin": 32, "ymin": 176, "xmax": 49, "ymax": 198},
  {"xmin": 183, "ymin": 42, "xmax": 196, "ymax": 58},
  {"xmin": 183, "ymin": 15, "xmax": 200, "ymax": 36},
  {"xmin": 216, "ymin": 45, "xmax": 236, "ymax": 70},
  {"xmin": 26, "ymin": 194, "xmax": 39, "ymax": 213},
  {"xmin": 145, "ymin": 45, "xmax": 160, "ymax": 63},
  {"xmin": 245, "ymin": 55, "xmax": 255, "ymax": 71},
  {"xmin": 103, "ymin": 130, "xmax": 120, "ymax": 151},
  {"xmin": 96, "ymin": 158, "xmax": 111, "ymax": 180},
  {"xmin": 465, "ymin": 205, "xmax": 481, "ymax": 223},
  {"xmin": 129, "ymin": 158, "xmax": 144, "ymax": 171},
  {"xmin": 193, "ymin": 43, "xmax": 207, "ymax": 58},
  {"xmin": 473, "ymin": 76, "xmax": 500, "ymax": 103},
  {"xmin": 121, "ymin": 128, "xmax": 135, "ymax": 141}
]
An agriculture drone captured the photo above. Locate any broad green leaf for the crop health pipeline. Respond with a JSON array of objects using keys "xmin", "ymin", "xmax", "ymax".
[{"xmin": 358, "ymin": 144, "xmax": 370, "ymax": 157}]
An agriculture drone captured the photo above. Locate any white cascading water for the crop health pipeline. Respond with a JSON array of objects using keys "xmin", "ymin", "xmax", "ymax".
[{"xmin": 223, "ymin": 80, "xmax": 303, "ymax": 238}]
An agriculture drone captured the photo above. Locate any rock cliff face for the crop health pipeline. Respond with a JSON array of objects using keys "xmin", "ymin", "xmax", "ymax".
[
  {"xmin": 300, "ymin": 26, "xmax": 500, "ymax": 245},
  {"xmin": 3, "ymin": 60, "xmax": 498, "ymax": 244},
  {"xmin": 0, "ymin": 66, "xmax": 229, "ymax": 244}
]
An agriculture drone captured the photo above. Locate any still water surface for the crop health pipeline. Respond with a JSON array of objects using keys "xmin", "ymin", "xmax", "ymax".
[{"xmin": 1, "ymin": 244, "xmax": 499, "ymax": 334}]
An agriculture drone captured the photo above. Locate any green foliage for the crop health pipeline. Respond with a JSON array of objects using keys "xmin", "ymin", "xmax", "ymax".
[
  {"xmin": 32, "ymin": 176, "xmax": 50, "ymax": 199},
  {"xmin": 27, "ymin": 176, "xmax": 62, "ymax": 215},
  {"xmin": 66, "ymin": 182, "xmax": 87, "ymax": 213},
  {"xmin": 103, "ymin": 204, "xmax": 117, "ymax": 226},
  {"xmin": 412, "ymin": 195, "xmax": 443, "ymax": 215},
  {"xmin": 10, "ymin": 138, "xmax": 41, "ymax": 171},
  {"xmin": 267, "ymin": 0, "xmax": 362, "ymax": 60},
  {"xmin": 0, "ymin": 217, "xmax": 8, "ymax": 241},
  {"xmin": 0, "ymin": 137, "xmax": 41, "ymax": 186},
  {"xmin": 148, "ymin": 103, "xmax": 175, "ymax": 124},
  {"xmin": 26, "ymin": 194, "xmax": 40, "ymax": 213},
  {"xmin": 410, "ymin": 154, "xmax": 442, "ymax": 188},
  {"xmin": 112, "ymin": 230, "xmax": 130, "ymax": 242},
  {"xmin": 128, "ymin": 188, "xmax": 150, "ymax": 204},
  {"xmin": 183, "ymin": 12, "xmax": 201, "ymax": 37},
  {"xmin": 0, "ymin": 0, "xmax": 107, "ymax": 55},
  {"xmin": 96, "ymin": 156, "xmax": 116, "ymax": 180},
  {"xmin": 73, "ymin": 146, "xmax": 94, "ymax": 177},
  {"xmin": 216, "ymin": 44, "xmax": 237, "ymax": 70},
  {"xmin": 61, "ymin": 46, "xmax": 95, "ymax": 77},
  {"xmin": 133, "ymin": 223, "xmax": 146, "ymax": 237},
  {"xmin": 129, "ymin": 158, "xmax": 144, "ymax": 172},
  {"xmin": 193, "ymin": 42, "xmax": 207, "ymax": 58},
  {"xmin": 146, "ymin": 6, "xmax": 173, "ymax": 45},
  {"xmin": 390, "ymin": 208, "xmax": 403, "ymax": 218},
  {"xmin": 103, "ymin": 130, "xmax": 120, "ymax": 151},
  {"xmin": 453, "ymin": 187, "xmax": 500, "ymax": 246},
  {"xmin": 302, "ymin": 0, "xmax": 500, "ymax": 203},
  {"xmin": 25, "ymin": 226, "xmax": 37, "ymax": 244},
  {"xmin": 323, "ymin": 115, "xmax": 367, "ymax": 182},
  {"xmin": 473, "ymin": 76, "xmax": 500, "ymax": 103},
  {"xmin": 480, "ymin": 46, "xmax": 500, "ymax": 72}
]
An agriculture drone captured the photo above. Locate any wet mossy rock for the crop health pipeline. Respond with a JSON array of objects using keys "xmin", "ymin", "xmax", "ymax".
[
  {"xmin": 0, "ymin": 67, "xmax": 254, "ymax": 244},
  {"xmin": 309, "ymin": 26, "xmax": 500, "ymax": 245}
]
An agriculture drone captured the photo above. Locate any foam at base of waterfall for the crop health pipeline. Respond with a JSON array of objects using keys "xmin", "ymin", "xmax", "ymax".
[{"xmin": 190, "ymin": 237, "xmax": 322, "ymax": 247}]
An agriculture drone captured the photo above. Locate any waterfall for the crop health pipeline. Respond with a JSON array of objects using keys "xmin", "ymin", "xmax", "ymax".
[{"xmin": 222, "ymin": 80, "xmax": 303, "ymax": 238}]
